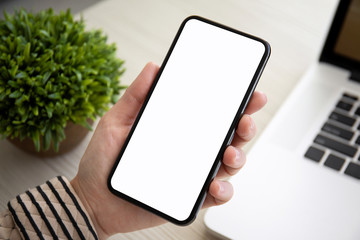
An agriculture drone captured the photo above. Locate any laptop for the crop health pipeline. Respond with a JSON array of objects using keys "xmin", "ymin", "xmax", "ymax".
[{"xmin": 204, "ymin": 0, "xmax": 360, "ymax": 239}]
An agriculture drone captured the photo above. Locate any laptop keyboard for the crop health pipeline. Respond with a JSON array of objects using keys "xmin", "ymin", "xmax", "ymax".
[{"xmin": 305, "ymin": 92, "xmax": 360, "ymax": 180}]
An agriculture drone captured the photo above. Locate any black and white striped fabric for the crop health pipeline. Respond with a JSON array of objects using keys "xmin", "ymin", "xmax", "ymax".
[{"xmin": 6, "ymin": 176, "xmax": 98, "ymax": 240}]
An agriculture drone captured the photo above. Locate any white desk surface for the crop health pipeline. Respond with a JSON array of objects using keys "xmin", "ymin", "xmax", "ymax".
[{"xmin": 0, "ymin": 0, "xmax": 339, "ymax": 239}]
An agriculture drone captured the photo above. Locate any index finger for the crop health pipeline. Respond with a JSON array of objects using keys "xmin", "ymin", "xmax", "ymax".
[{"xmin": 244, "ymin": 91, "xmax": 267, "ymax": 115}]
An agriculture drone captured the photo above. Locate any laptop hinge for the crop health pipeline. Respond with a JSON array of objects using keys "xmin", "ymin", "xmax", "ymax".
[{"xmin": 350, "ymin": 70, "xmax": 360, "ymax": 83}]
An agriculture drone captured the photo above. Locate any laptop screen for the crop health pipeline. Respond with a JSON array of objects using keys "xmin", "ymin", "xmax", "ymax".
[
  {"xmin": 334, "ymin": 0, "xmax": 360, "ymax": 62},
  {"xmin": 320, "ymin": 0, "xmax": 360, "ymax": 77}
]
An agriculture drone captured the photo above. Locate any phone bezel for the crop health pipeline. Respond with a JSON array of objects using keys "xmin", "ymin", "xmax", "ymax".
[{"xmin": 108, "ymin": 15, "xmax": 271, "ymax": 225}]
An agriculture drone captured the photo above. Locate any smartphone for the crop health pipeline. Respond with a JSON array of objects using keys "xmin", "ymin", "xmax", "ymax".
[{"xmin": 108, "ymin": 16, "xmax": 270, "ymax": 225}]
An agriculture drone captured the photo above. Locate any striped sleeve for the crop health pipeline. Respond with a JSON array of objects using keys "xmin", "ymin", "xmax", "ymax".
[
  {"xmin": 0, "ymin": 209, "xmax": 21, "ymax": 239},
  {"xmin": 6, "ymin": 176, "xmax": 98, "ymax": 240}
]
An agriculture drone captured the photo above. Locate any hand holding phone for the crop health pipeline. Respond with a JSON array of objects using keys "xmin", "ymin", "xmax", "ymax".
[
  {"xmin": 108, "ymin": 16, "xmax": 270, "ymax": 225},
  {"xmin": 71, "ymin": 63, "xmax": 266, "ymax": 239},
  {"xmin": 72, "ymin": 61, "xmax": 267, "ymax": 237}
]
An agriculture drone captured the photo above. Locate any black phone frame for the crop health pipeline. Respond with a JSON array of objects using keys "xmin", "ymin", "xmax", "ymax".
[{"xmin": 108, "ymin": 15, "xmax": 271, "ymax": 225}]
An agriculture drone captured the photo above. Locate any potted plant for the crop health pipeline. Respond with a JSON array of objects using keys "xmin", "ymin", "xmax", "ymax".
[{"xmin": 0, "ymin": 9, "xmax": 125, "ymax": 156}]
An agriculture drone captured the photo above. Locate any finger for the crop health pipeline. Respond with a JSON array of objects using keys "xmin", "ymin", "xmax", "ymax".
[
  {"xmin": 202, "ymin": 180, "xmax": 233, "ymax": 208},
  {"xmin": 215, "ymin": 146, "xmax": 246, "ymax": 179},
  {"xmin": 244, "ymin": 91, "xmax": 267, "ymax": 115},
  {"xmin": 230, "ymin": 114, "xmax": 256, "ymax": 148},
  {"xmin": 112, "ymin": 62, "xmax": 160, "ymax": 126}
]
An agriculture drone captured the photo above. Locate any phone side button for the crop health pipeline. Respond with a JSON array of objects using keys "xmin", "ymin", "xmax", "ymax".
[
  {"xmin": 213, "ymin": 161, "xmax": 222, "ymax": 180},
  {"xmin": 227, "ymin": 129, "xmax": 235, "ymax": 146}
]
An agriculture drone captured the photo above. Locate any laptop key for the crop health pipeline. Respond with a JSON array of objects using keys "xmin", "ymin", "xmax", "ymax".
[
  {"xmin": 342, "ymin": 93, "xmax": 358, "ymax": 101},
  {"xmin": 321, "ymin": 123, "xmax": 354, "ymax": 140},
  {"xmin": 324, "ymin": 154, "xmax": 345, "ymax": 170},
  {"xmin": 304, "ymin": 146, "xmax": 324, "ymax": 162},
  {"xmin": 314, "ymin": 134, "xmax": 358, "ymax": 157},
  {"xmin": 329, "ymin": 111, "xmax": 355, "ymax": 127},
  {"xmin": 356, "ymin": 136, "xmax": 360, "ymax": 145},
  {"xmin": 336, "ymin": 100, "xmax": 352, "ymax": 111},
  {"xmin": 344, "ymin": 162, "xmax": 360, "ymax": 179},
  {"xmin": 355, "ymin": 107, "xmax": 360, "ymax": 116}
]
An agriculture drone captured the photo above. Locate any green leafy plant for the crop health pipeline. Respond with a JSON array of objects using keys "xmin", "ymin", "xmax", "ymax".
[{"xmin": 0, "ymin": 8, "xmax": 125, "ymax": 152}]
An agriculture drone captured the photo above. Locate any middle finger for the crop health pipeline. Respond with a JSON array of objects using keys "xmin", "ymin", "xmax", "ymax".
[{"xmin": 216, "ymin": 145, "xmax": 246, "ymax": 179}]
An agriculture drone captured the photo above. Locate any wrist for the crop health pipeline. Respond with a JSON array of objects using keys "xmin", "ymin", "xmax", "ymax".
[{"xmin": 71, "ymin": 176, "xmax": 107, "ymax": 240}]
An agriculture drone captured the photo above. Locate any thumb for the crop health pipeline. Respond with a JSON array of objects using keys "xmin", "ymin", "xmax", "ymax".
[{"xmin": 111, "ymin": 62, "xmax": 159, "ymax": 126}]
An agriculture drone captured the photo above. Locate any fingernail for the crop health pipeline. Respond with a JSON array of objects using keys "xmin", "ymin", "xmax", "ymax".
[
  {"xmin": 240, "ymin": 116, "xmax": 254, "ymax": 139},
  {"xmin": 250, "ymin": 117, "xmax": 255, "ymax": 131},
  {"xmin": 234, "ymin": 147, "xmax": 241, "ymax": 163},
  {"xmin": 218, "ymin": 182, "xmax": 224, "ymax": 194},
  {"xmin": 239, "ymin": 115, "xmax": 255, "ymax": 138}
]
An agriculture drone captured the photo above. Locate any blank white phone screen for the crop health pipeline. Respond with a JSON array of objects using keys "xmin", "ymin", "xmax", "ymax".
[{"xmin": 111, "ymin": 18, "xmax": 265, "ymax": 221}]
